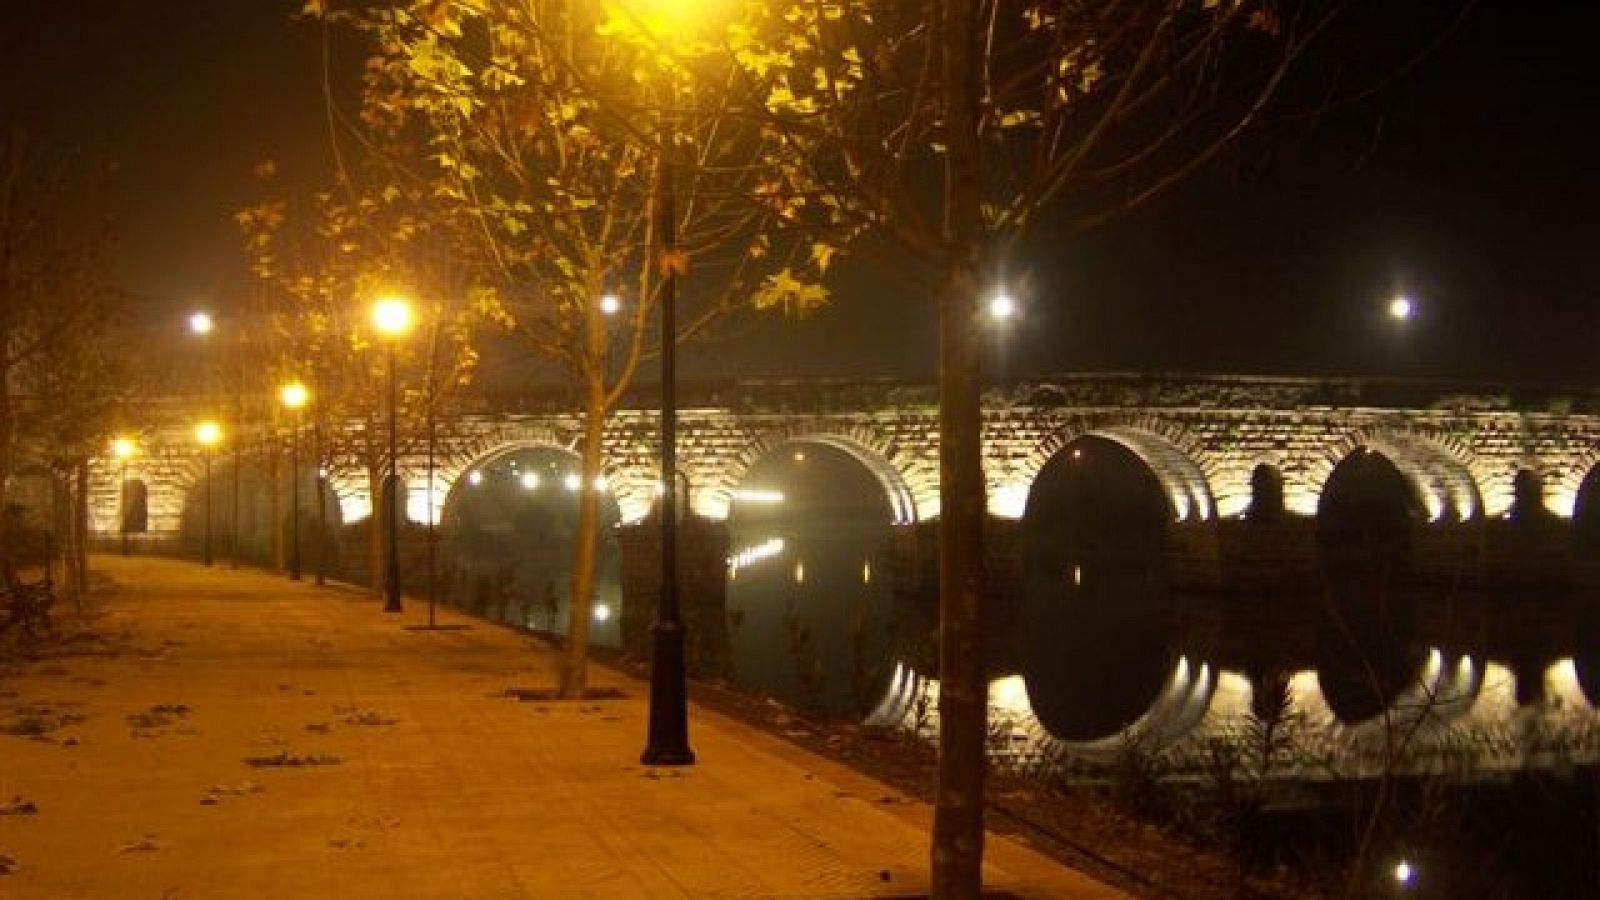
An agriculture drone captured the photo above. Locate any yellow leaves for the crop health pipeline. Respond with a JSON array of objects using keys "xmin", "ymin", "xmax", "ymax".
[
  {"xmin": 809, "ymin": 242, "xmax": 837, "ymax": 273},
  {"xmin": 765, "ymin": 83, "xmax": 818, "ymax": 115},
  {"xmin": 253, "ymin": 159, "xmax": 278, "ymax": 179},
  {"xmin": 235, "ymin": 201, "xmax": 286, "ymax": 234},
  {"xmin": 997, "ymin": 109, "xmax": 1041, "ymax": 129},
  {"xmin": 753, "ymin": 268, "xmax": 829, "ymax": 315}
]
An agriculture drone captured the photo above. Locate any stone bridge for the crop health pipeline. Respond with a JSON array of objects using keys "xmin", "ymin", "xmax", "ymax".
[{"xmin": 85, "ymin": 374, "xmax": 1600, "ymax": 778}]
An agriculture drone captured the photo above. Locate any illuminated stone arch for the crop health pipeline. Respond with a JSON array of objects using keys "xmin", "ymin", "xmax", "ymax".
[
  {"xmin": 1546, "ymin": 446, "xmax": 1600, "ymax": 519},
  {"xmin": 432, "ymin": 418, "xmax": 657, "ymax": 524},
  {"xmin": 1301, "ymin": 428, "xmax": 1485, "ymax": 521},
  {"xmin": 990, "ymin": 414, "xmax": 1219, "ymax": 522},
  {"xmin": 707, "ymin": 421, "xmax": 921, "ymax": 524}
]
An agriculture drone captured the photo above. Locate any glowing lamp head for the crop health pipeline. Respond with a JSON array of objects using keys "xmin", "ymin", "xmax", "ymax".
[
  {"xmin": 599, "ymin": 293, "xmax": 622, "ymax": 316},
  {"xmin": 624, "ymin": 0, "xmax": 726, "ymax": 37},
  {"xmin": 371, "ymin": 296, "xmax": 415, "ymax": 338},
  {"xmin": 1389, "ymin": 294, "xmax": 1414, "ymax": 321},
  {"xmin": 279, "ymin": 381, "xmax": 309, "ymax": 410},
  {"xmin": 195, "ymin": 420, "xmax": 223, "ymax": 447},
  {"xmin": 1393, "ymin": 860, "xmax": 1415, "ymax": 887},
  {"xmin": 988, "ymin": 291, "xmax": 1017, "ymax": 321},
  {"xmin": 111, "ymin": 437, "xmax": 137, "ymax": 460},
  {"xmin": 188, "ymin": 311, "xmax": 215, "ymax": 335}
]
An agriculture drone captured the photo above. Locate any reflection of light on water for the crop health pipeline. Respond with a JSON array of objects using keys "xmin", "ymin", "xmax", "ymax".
[
  {"xmin": 467, "ymin": 470, "xmax": 483, "ymax": 486},
  {"xmin": 861, "ymin": 560, "xmax": 872, "ymax": 584},
  {"xmin": 988, "ymin": 674, "xmax": 1032, "ymax": 717},
  {"xmin": 726, "ymin": 537, "xmax": 785, "ymax": 578},
  {"xmin": 1545, "ymin": 657, "xmax": 1591, "ymax": 710},
  {"xmin": 520, "ymin": 471, "xmax": 540, "ymax": 490},
  {"xmin": 733, "ymin": 488, "xmax": 785, "ymax": 505},
  {"xmin": 793, "ymin": 561, "xmax": 805, "ymax": 584}
]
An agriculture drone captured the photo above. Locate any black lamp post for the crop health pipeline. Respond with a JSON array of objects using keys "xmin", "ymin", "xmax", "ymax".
[
  {"xmin": 112, "ymin": 437, "xmax": 135, "ymax": 556},
  {"xmin": 372, "ymin": 297, "xmax": 414, "ymax": 613},
  {"xmin": 196, "ymin": 420, "xmax": 221, "ymax": 567},
  {"xmin": 280, "ymin": 382, "xmax": 309, "ymax": 581},
  {"xmin": 641, "ymin": 106, "xmax": 695, "ymax": 767}
]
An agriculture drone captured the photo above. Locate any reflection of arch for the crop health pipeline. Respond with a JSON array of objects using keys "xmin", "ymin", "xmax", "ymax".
[
  {"xmin": 995, "ymin": 417, "xmax": 1216, "ymax": 522},
  {"xmin": 714, "ymin": 425, "xmax": 919, "ymax": 524},
  {"xmin": 1305, "ymin": 429, "xmax": 1483, "ymax": 522}
]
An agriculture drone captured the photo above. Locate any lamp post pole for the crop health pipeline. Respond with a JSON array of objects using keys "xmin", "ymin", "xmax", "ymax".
[
  {"xmin": 384, "ymin": 341, "xmax": 403, "ymax": 613},
  {"xmin": 289, "ymin": 418, "xmax": 302, "ymax": 581},
  {"xmin": 642, "ymin": 104, "xmax": 694, "ymax": 767},
  {"xmin": 315, "ymin": 418, "xmax": 327, "ymax": 587},
  {"xmin": 280, "ymin": 382, "xmax": 309, "ymax": 581},
  {"xmin": 203, "ymin": 447, "xmax": 214, "ymax": 568},
  {"xmin": 120, "ymin": 458, "xmax": 130, "ymax": 557},
  {"xmin": 113, "ymin": 437, "xmax": 135, "ymax": 558}
]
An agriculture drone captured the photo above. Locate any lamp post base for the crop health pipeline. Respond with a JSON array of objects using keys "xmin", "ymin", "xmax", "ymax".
[{"xmin": 640, "ymin": 620, "xmax": 695, "ymax": 766}]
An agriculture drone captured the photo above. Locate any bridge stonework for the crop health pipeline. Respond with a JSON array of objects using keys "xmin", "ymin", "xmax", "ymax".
[
  {"xmin": 90, "ymin": 376, "xmax": 1600, "ymax": 538},
  {"xmin": 85, "ymin": 375, "xmax": 1600, "ymax": 776}
]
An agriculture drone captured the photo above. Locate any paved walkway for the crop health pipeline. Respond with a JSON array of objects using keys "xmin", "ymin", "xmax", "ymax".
[{"xmin": 1, "ymin": 556, "xmax": 1126, "ymax": 899}]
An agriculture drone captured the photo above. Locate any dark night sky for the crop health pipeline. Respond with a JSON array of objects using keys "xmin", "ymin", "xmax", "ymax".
[{"xmin": 5, "ymin": 1, "xmax": 1598, "ymax": 386}]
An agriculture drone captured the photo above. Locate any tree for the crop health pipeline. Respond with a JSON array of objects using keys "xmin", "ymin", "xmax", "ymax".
[
  {"xmin": 0, "ymin": 128, "xmax": 131, "ymax": 587},
  {"xmin": 717, "ymin": 2, "xmax": 1350, "ymax": 894},
  {"xmin": 314, "ymin": 0, "xmax": 832, "ymax": 697}
]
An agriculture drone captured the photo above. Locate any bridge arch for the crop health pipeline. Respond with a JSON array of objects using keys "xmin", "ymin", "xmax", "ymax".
[
  {"xmin": 432, "ymin": 419, "xmax": 658, "ymax": 524},
  {"xmin": 992, "ymin": 416, "xmax": 1217, "ymax": 522},
  {"xmin": 1303, "ymin": 428, "xmax": 1485, "ymax": 522},
  {"xmin": 708, "ymin": 422, "xmax": 920, "ymax": 524}
]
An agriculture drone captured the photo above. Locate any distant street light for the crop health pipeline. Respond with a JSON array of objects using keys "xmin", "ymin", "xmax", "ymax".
[
  {"xmin": 988, "ymin": 290, "xmax": 1017, "ymax": 322},
  {"xmin": 1389, "ymin": 293, "xmax": 1415, "ymax": 321},
  {"xmin": 599, "ymin": 293, "xmax": 622, "ymax": 316},
  {"xmin": 371, "ymin": 296, "xmax": 415, "ymax": 613},
  {"xmin": 280, "ymin": 381, "xmax": 310, "ymax": 581},
  {"xmin": 111, "ymin": 437, "xmax": 137, "ymax": 557},
  {"xmin": 188, "ymin": 311, "xmax": 215, "ymax": 335},
  {"xmin": 1393, "ymin": 859, "xmax": 1416, "ymax": 889},
  {"xmin": 195, "ymin": 420, "xmax": 223, "ymax": 567}
]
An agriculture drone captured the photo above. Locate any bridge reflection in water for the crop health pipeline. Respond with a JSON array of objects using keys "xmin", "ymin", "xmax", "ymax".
[{"xmin": 867, "ymin": 440, "xmax": 1600, "ymax": 782}]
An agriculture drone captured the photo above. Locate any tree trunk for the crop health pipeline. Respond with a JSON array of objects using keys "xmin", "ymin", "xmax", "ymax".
[
  {"xmin": 561, "ymin": 299, "xmax": 608, "ymax": 699},
  {"xmin": 932, "ymin": 0, "xmax": 987, "ymax": 896}
]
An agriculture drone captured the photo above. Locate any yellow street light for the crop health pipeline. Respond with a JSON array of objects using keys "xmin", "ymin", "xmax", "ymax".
[
  {"xmin": 279, "ymin": 381, "xmax": 310, "ymax": 410},
  {"xmin": 371, "ymin": 295, "xmax": 413, "ymax": 613},
  {"xmin": 188, "ymin": 311, "xmax": 215, "ymax": 335},
  {"xmin": 111, "ymin": 437, "xmax": 137, "ymax": 460},
  {"xmin": 371, "ymin": 296, "xmax": 416, "ymax": 338},
  {"xmin": 195, "ymin": 420, "xmax": 222, "ymax": 446}
]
